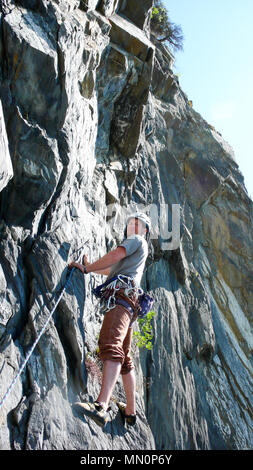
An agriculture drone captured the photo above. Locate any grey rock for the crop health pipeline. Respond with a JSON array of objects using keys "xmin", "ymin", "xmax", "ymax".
[
  {"xmin": 0, "ymin": 100, "xmax": 13, "ymax": 192},
  {"xmin": 117, "ymin": 0, "xmax": 153, "ymax": 32},
  {"xmin": 98, "ymin": 0, "xmax": 119, "ymax": 18}
]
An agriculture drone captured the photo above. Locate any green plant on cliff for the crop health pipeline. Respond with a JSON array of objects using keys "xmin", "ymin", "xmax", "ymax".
[
  {"xmin": 133, "ymin": 310, "xmax": 156, "ymax": 351},
  {"xmin": 151, "ymin": 0, "xmax": 184, "ymax": 52}
]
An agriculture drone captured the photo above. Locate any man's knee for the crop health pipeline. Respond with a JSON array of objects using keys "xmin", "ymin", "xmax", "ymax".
[
  {"xmin": 98, "ymin": 342, "xmax": 125, "ymax": 364},
  {"xmin": 120, "ymin": 361, "xmax": 134, "ymax": 375}
]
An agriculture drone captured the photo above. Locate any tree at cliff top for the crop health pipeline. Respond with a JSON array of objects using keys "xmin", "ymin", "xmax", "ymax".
[{"xmin": 150, "ymin": 0, "xmax": 184, "ymax": 51}]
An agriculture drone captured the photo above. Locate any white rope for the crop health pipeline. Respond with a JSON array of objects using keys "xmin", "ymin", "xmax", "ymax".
[{"xmin": 0, "ymin": 268, "xmax": 75, "ymax": 411}]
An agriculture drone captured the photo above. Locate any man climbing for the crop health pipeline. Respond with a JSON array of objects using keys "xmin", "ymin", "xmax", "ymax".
[{"xmin": 69, "ymin": 212, "xmax": 151, "ymax": 428}]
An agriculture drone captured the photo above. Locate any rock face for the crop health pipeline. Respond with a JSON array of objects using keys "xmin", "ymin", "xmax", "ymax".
[
  {"xmin": 0, "ymin": 100, "xmax": 13, "ymax": 192},
  {"xmin": 0, "ymin": 0, "xmax": 252, "ymax": 450}
]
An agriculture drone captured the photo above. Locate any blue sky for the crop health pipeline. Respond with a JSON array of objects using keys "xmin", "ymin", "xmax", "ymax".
[{"xmin": 163, "ymin": 0, "xmax": 253, "ymax": 199}]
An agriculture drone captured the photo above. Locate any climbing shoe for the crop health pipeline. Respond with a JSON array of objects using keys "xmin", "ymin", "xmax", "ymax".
[
  {"xmin": 116, "ymin": 401, "xmax": 136, "ymax": 426},
  {"xmin": 73, "ymin": 401, "xmax": 109, "ymax": 428}
]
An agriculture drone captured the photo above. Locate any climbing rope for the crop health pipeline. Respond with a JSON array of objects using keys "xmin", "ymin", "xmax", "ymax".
[{"xmin": 0, "ymin": 267, "xmax": 75, "ymax": 411}]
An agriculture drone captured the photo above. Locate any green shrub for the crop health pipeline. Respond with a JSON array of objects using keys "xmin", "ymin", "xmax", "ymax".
[
  {"xmin": 150, "ymin": 0, "xmax": 184, "ymax": 52},
  {"xmin": 133, "ymin": 310, "xmax": 156, "ymax": 351}
]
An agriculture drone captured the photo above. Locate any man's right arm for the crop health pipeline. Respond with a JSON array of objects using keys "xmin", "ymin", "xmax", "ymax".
[
  {"xmin": 92, "ymin": 267, "xmax": 111, "ymax": 276},
  {"xmin": 85, "ymin": 247, "xmax": 126, "ymax": 274},
  {"xmin": 68, "ymin": 246, "xmax": 126, "ymax": 274}
]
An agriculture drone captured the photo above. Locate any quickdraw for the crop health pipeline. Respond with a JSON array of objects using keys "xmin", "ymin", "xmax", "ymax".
[
  {"xmin": 92, "ymin": 274, "xmax": 154, "ymax": 318},
  {"xmin": 92, "ymin": 274, "xmax": 143, "ymax": 313}
]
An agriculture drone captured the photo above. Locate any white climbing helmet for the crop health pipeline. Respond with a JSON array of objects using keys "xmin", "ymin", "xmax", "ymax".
[{"xmin": 126, "ymin": 212, "xmax": 151, "ymax": 234}]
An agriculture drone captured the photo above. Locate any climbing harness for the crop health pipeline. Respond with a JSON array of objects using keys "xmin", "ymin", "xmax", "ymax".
[
  {"xmin": 0, "ymin": 267, "xmax": 75, "ymax": 411},
  {"xmin": 92, "ymin": 275, "xmax": 142, "ymax": 313},
  {"xmin": 92, "ymin": 274, "xmax": 154, "ymax": 319}
]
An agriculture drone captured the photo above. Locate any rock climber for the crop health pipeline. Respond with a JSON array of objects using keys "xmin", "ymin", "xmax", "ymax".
[{"xmin": 69, "ymin": 212, "xmax": 151, "ymax": 427}]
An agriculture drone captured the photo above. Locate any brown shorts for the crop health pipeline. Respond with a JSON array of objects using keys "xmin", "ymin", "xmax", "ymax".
[{"xmin": 98, "ymin": 287, "xmax": 139, "ymax": 375}]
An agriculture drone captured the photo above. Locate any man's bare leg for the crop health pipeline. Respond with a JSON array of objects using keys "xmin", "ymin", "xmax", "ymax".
[
  {"xmin": 122, "ymin": 369, "xmax": 136, "ymax": 415},
  {"xmin": 97, "ymin": 360, "xmax": 122, "ymax": 409}
]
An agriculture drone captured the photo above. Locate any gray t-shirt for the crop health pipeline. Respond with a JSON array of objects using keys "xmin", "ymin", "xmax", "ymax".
[{"xmin": 107, "ymin": 234, "xmax": 148, "ymax": 286}]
